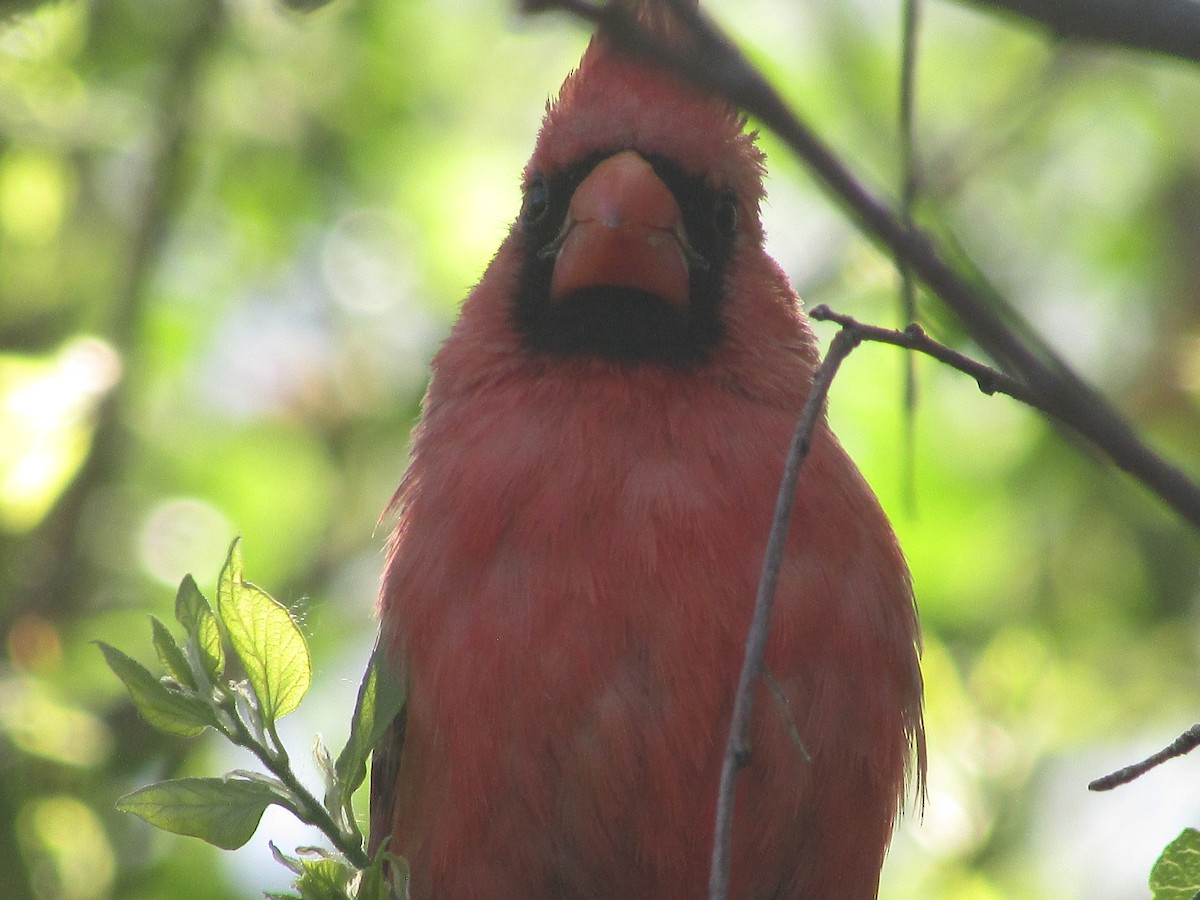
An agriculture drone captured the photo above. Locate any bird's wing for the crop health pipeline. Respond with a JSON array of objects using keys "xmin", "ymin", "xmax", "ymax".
[
  {"xmin": 368, "ymin": 702, "xmax": 407, "ymax": 857},
  {"xmin": 358, "ymin": 633, "xmax": 408, "ymax": 859}
]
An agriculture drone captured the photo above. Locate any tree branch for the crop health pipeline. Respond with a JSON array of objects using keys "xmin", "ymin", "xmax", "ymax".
[
  {"xmin": 708, "ymin": 326, "xmax": 864, "ymax": 900},
  {"xmin": 808, "ymin": 305, "xmax": 1042, "ymax": 408},
  {"xmin": 897, "ymin": 0, "xmax": 923, "ymax": 505},
  {"xmin": 1089, "ymin": 724, "xmax": 1200, "ymax": 791},
  {"xmin": 709, "ymin": 301, "xmax": 1009, "ymax": 897},
  {"xmin": 948, "ymin": 0, "xmax": 1200, "ymax": 67},
  {"xmin": 522, "ymin": 0, "xmax": 1200, "ymax": 532},
  {"xmin": 709, "ymin": 299, "xmax": 1127, "ymax": 895}
]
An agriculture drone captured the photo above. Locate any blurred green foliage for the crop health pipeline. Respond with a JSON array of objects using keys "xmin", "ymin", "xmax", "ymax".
[{"xmin": 0, "ymin": 0, "xmax": 1198, "ymax": 898}]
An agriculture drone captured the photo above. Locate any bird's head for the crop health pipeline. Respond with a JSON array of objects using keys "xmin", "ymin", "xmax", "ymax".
[{"xmin": 441, "ymin": 0, "xmax": 818, "ymax": 393}]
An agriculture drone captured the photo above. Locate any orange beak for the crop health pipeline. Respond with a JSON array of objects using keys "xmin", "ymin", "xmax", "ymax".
[{"xmin": 548, "ymin": 150, "xmax": 691, "ymax": 309}]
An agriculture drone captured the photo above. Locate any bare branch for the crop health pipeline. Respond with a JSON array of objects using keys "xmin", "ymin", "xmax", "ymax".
[
  {"xmin": 522, "ymin": 0, "xmax": 1200, "ymax": 531},
  {"xmin": 708, "ymin": 327, "xmax": 863, "ymax": 900},
  {"xmin": 809, "ymin": 305, "xmax": 1042, "ymax": 408},
  {"xmin": 710, "ymin": 300, "xmax": 1138, "ymax": 894},
  {"xmin": 948, "ymin": 0, "xmax": 1200, "ymax": 67},
  {"xmin": 898, "ymin": 0, "xmax": 923, "ymax": 505},
  {"xmin": 1089, "ymin": 724, "xmax": 1200, "ymax": 791}
]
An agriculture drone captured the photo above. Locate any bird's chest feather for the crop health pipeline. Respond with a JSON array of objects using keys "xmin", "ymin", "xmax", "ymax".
[{"xmin": 383, "ymin": 372, "xmax": 798, "ymax": 888}]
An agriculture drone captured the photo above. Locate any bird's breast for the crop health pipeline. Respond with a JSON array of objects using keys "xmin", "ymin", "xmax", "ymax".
[
  {"xmin": 379, "ymin": 367, "xmax": 917, "ymax": 899},
  {"xmin": 383, "ymin": 374, "xmax": 793, "ymax": 886}
]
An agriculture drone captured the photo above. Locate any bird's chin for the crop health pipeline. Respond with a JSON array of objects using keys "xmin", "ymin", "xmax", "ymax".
[{"xmin": 518, "ymin": 284, "xmax": 719, "ymax": 366}]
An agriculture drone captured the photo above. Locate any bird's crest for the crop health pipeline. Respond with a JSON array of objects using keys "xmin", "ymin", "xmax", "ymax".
[{"xmin": 528, "ymin": 0, "xmax": 764, "ymax": 213}]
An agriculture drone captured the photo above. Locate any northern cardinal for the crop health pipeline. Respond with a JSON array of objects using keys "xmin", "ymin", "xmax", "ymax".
[{"xmin": 371, "ymin": 2, "xmax": 924, "ymax": 897}]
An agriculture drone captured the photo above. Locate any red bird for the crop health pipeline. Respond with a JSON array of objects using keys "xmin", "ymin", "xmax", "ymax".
[{"xmin": 372, "ymin": 3, "xmax": 924, "ymax": 897}]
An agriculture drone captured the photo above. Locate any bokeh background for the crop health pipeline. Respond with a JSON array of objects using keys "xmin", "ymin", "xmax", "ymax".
[{"xmin": 2, "ymin": 0, "xmax": 1199, "ymax": 897}]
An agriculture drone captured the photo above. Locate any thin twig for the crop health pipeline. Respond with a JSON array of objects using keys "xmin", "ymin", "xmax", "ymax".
[
  {"xmin": 1089, "ymin": 725, "xmax": 1200, "ymax": 791},
  {"xmin": 708, "ymin": 327, "xmax": 863, "ymax": 900},
  {"xmin": 218, "ymin": 694, "xmax": 371, "ymax": 867},
  {"xmin": 706, "ymin": 304, "xmax": 1040, "ymax": 897},
  {"xmin": 898, "ymin": 0, "xmax": 923, "ymax": 510},
  {"xmin": 523, "ymin": 0, "xmax": 1200, "ymax": 532},
  {"xmin": 809, "ymin": 305, "xmax": 1042, "ymax": 409}
]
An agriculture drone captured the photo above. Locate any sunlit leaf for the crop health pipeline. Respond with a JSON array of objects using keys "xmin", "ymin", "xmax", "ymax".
[
  {"xmin": 217, "ymin": 538, "xmax": 311, "ymax": 725},
  {"xmin": 292, "ymin": 856, "xmax": 353, "ymax": 900},
  {"xmin": 96, "ymin": 642, "xmax": 214, "ymax": 737},
  {"xmin": 1151, "ymin": 827, "xmax": 1200, "ymax": 899},
  {"xmin": 117, "ymin": 776, "xmax": 284, "ymax": 851},
  {"xmin": 150, "ymin": 616, "xmax": 196, "ymax": 690},
  {"xmin": 175, "ymin": 574, "xmax": 224, "ymax": 682},
  {"xmin": 334, "ymin": 639, "xmax": 406, "ymax": 802}
]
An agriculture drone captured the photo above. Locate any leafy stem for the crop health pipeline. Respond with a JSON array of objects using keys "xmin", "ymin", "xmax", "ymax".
[{"xmin": 101, "ymin": 538, "xmax": 406, "ymax": 899}]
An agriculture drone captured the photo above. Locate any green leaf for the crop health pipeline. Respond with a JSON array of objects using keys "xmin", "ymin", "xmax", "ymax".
[
  {"xmin": 116, "ymin": 776, "xmax": 284, "ymax": 851},
  {"xmin": 1151, "ymin": 828, "xmax": 1200, "ymax": 899},
  {"xmin": 271, "ymin": 840, "xmax": 305, "ymax": 875},
  {"xmin": 314, "ymin": 733, "xmax": 336, "ymax": 789},
  {"xmin": 292, "ymin": 856, "xmax": 353, "ymax": 900},
  {"xmin": 335, "ymin": 639, "xmax": 406, "ymax": 802},
  {"xmin": 216, "ymin": 538, "xmax": 311, "ymax": 725},
  {"xmin": 383, "ymin": 852, "xmax": 409, "ymax": 900},
  {"xmin": 355, "ymin": 862, "xmax": 386, "ymax": 900},
  {"xmin": 175, "ymin": 574, "xmax": 224, "ymax": 681},
  {"xmin": 355, "ymin": 846, "xmax": 407, "ymax": 900},
  {"xmin": 150, "ymin": 616, "xmax": 196, "ymax": 690},
  {"xmin": 97, "ymin": 642, "xmax": 215, "ymax": 737}
]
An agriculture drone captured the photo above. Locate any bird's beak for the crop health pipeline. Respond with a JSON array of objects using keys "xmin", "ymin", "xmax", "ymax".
[{"xmin": 544, "ymin": 150, "xmax": 694, "ymax": 309}]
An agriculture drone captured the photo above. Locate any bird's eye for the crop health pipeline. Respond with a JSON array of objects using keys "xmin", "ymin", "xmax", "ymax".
[
  {"xmin": 521, "ymin": 177, "xmax": 551, "ymax": 228},
  {"xmin": 713, "ymin": 193, "xmax": 738, "ymax": 238}
]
